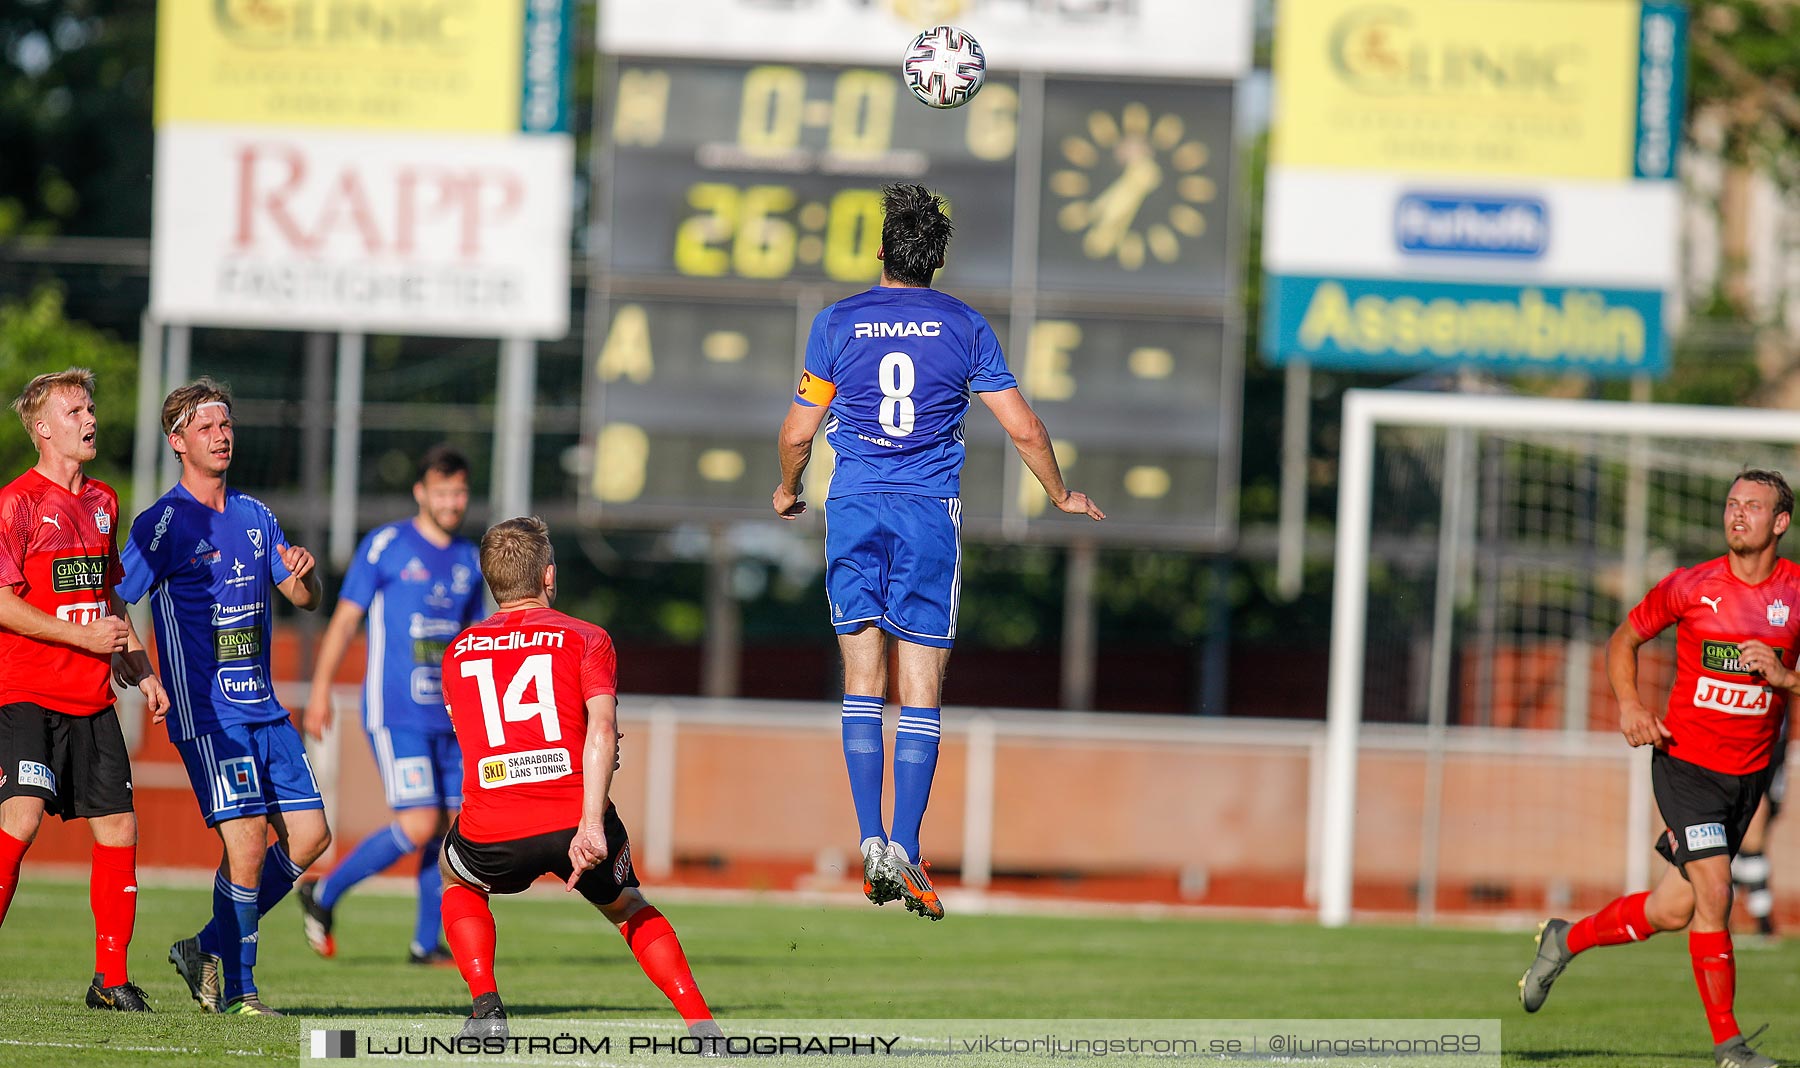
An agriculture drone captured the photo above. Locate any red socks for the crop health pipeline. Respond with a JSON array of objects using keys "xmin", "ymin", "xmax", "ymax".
[
  {"xmin": 90, "ymin": 843, "xmax": 138, "ymax": 986},
  {"xmin": 0, "ymin": 828, "xmax": 25, "ymax": 927},
  {"xmin": 619, "ymin": 906, "xmax": 712, "ymax": 1025},
  {"xmin": 443, "ymin": 884, "xmax": 498, "ymax": 999},
  {"xmin": 1689, "ymin": 930, "xmax": 1738, "ymax": 1044},
  {"xmin": 1565, "ymin": 891, "xmax": 1652, "ymax": 955}
]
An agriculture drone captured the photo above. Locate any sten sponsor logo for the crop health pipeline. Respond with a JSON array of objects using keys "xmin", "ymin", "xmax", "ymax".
[
  {"xmin": 453, "ymin": 629, "xmax": 566, "ymax": 655},
  {"xmin": 1685, "ymin": 822, "xmax": 1728, "ymax": 853},
  {"xmin": 214, "ymin": 625, "xmax": 263, "ymax": 662},
  {"xmin": 1395, "ymin": 194, "xmax": 1547, "ymax": 258},
  {"xmin": 853, "ymin": 321, "xmax": 941, "ymax": 339},
  {"xmin": 1692, "ymin": 676, "xmax": 1772, "ymax": 715},
  {"xmin": 216, "ymin": 665, "xmax": 270, "ymax": 705},
  {"xmin": 1700, "ymin": 640, "xmax": 1786, "ymax": 676},
  {"xmin": 51, "ymin": 555, "xmax": 110, "ymax": 593}
]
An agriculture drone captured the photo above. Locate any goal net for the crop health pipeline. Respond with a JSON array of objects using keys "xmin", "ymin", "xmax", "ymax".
[{"xmin": 1320, "ymin": 389, "xmax": 1800, "ymax": 926}]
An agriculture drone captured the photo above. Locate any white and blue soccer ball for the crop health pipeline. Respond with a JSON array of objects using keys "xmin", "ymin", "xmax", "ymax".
[{"xmin": 902, "ymin": 25, "xmax": 986, "ymax": 110}]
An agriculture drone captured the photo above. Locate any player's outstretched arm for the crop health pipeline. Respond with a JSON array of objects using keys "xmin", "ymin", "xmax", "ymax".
[
  {"xmin": 773, "ymin": 400, "xmax": 829, "ymax": 520},
  {"xmin": 978, "ymin": 387, "xmax": 1105, "ymax": 521},
  {"xmin": 303, "ymin": 600, "xmax": 366, "ymax": 739},
  {"xmin": 1607, "ymin": 620, "xmax": 1670, "ymax": 747},
  {"xmin": 275, "ymin": 542, "xmax": 323, "ymax": 611},
  {"xmin": 567, "ymin": 693, "xmax": 621, "ymax": 889},
  {"xmin": 0, "ymin": 585, "xmax": 128, "ymax": 654}
]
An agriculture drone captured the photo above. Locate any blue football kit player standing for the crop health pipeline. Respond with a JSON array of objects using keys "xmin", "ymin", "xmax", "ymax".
[
  {"xmin": 298, "ymin": 445, "xmax": 483, "ymax": 964},
  {"xmin": 774, "ymin": 183, "xmax": 1104, "ymax": 920},
  {"xmin": 117, "ymin": 378, "xmax": 328, "ymax": 1015}
]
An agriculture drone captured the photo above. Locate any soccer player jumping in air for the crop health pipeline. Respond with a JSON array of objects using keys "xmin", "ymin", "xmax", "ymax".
[
  {"xmin": 118, "ymin": 378, "xmax": 330, "ymax": 1015},
  {"xmin": 773, "ymin": 183, "xmax": 1104, "ymax": 920},
  {"xmin": 1519, "ymin": 470, "xmax": 1797, "ymax": 1068},
  {"xmin": 0, "ymin": 369, "xmax": 168, "ymax": 1011},
  {"xmin": 438, "ymin": 517, "xmax": 722, "ymax": 1046},
  {"xmin": 299, "ymin": 445, "xmax": 484, "ymax": 965}
]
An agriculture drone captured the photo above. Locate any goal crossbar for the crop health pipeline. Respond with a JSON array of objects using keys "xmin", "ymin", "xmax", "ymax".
[{"xmin": 1320, "ymin": 389, "xmax": 1800, "ymax": 927}]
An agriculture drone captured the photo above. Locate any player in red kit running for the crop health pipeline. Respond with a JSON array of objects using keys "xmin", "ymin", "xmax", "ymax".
[
  {"xmin": 438, "ymin": 517, "xmax": 723, "ymax": 1047},
  {"xmin": 0, "ymin": 369, "xmax": 169, "ymax": 1010},
  {"xmin": 1519, "ymin": 470, "xmax": 1797, "ymax": 1068}
]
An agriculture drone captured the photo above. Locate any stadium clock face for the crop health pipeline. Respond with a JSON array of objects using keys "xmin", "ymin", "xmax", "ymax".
[{"xmin": 1034, "ymin": 79, "xmax": 1234, "ymax": 298}]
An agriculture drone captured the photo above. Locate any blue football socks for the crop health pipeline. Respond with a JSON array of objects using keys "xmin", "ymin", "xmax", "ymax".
[
  {"xmin": 414, "ymin": 835, "xmax": 445, "ymax": 952},
  {"xmin": 841, "ymin": 695, "xmax": 887, "ymax": 844},
  {"xmin": 890, "ymin": 706, "xmax": 942, "ymax": 863},
  {"xmin": 318, "ymin": 822, "xmax": 416, "ymax": 910}
]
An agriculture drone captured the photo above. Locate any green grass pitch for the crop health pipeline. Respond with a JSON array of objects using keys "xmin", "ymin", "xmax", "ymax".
[{"xmin": 0, "ymin": 879, "xmax": 1794, "ymax": 1066}]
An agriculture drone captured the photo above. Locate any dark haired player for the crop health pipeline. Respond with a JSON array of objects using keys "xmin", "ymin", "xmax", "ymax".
[
  {"xmin": 298, "ymin": 444, "xmax": 484, "ymax": 963},
  {"xmin": 773, "ymin": 183, "xmax": 1104, "ymax": 920},
  {"xmin": 1519, "ymin": 470, "xmax": 1797, "ymax": 1068}
]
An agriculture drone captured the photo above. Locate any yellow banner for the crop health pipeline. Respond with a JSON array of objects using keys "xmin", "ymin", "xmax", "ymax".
[
  {"xmin": 156, "ymin": 0, "xmax": 524, "ymax": 132},
  {"xmin": 1271, "ymin": 0, "xmax": 1641, "ymax": 179}
]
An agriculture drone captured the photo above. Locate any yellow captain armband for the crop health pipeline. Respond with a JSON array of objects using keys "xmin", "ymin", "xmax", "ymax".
[{"xmin": 796, "ymin": 370, "xmax": 837, "ymax": 406}]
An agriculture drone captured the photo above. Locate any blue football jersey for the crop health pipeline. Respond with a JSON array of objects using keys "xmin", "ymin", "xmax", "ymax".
[
  {"xmin": 797, "ymin": 286, "xmax": 1017, "ymax": 499},
  {"xmin": 338, "ymin": 520, "xmax": 483, "ymax": 735},
  {"xmin": 118, "ymin": 485, "xmax": 295, "ymax": 742}
]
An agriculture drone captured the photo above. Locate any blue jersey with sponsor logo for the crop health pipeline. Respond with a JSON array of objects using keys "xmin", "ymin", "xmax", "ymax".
[
  {"xmin": 797, "ymin": 286, "xmax": 1016, "ymax": 499},
  {"xmin": 338, "ymin": 520, "xmax": 482, "ymax": 736},
  {"xmin": 118, "ymin": 485, "xmax": 294, "ymax": 742}
]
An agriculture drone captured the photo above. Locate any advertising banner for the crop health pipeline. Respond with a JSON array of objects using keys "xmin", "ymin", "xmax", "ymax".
[
  {"xmin": 600, "ymin": 0, "xmax": 1253, "ymax": 78},
  {"xmin": 152, "ymin": 0, "xmax": 575, "ymax": 338}
]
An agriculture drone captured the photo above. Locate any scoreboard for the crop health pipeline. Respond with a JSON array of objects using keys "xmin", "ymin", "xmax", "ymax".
[{"xmin": 586, "ymin": 53, "xmax": 1243, "ymax": 546}]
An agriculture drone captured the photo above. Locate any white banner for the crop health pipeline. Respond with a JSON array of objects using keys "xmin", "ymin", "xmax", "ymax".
[
  {"xmin": 599, "ymin": 0, "xmax": 1252, "ymax": 78},
  {"xmin": 1263, "ymin": 169, "xmax": 1681, "ymax": 290},
  {"xmin": 151, "ymin": 126, "xmax": 572, "ymax": 339}
]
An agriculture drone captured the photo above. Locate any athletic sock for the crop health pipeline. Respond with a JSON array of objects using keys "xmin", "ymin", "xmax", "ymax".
[
  {"xmin": 319, "ymin": 822, "xmax": 417, "ymax": 910},
  {"xmin": 1689, "ymin": 930, "xmax": 1739, "ymax": 1044},
  {"xmin": 255, "ymin": 843, "xmax": 307, "ymax": 916},
  {"xmin": 840, "ymin": 696, "xmax": 887, "ymax": 844},
  {"xmin": 442, "ymin": 883, "xmax": 497, "ymax": 999},
  {"xmin": 889, "ymin": 706, "xmax": 941, "ymax": 863},
  {"xmin": 414, "ymin": 836, "xmax": 445, "ymax": 952},
  {"xmin": 90, "ymin": 843, "xmax": 137, "ymax": 987},
  {"xmin": 1565, "ymin": 891, "xmax": 1653, "ymax": 955},
  {"xmin": 208, "ymin": 872, "xmax": 262, "ymax": 1001},
  {"xmin": 619, "ymin": 906, "xmax": 712, "ymax": 1025},
  {"xmin": 0, "ymin": 827, "xmax": 27, "ymax": 926}
]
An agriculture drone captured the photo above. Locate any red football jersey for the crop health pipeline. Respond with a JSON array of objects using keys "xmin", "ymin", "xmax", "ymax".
[
  {"xmin": 442, "ymin": 605, "xmax": 618, "ymax": 841},
  {"xmin": 0, "ymin": 469, "xmax": 124, "ymax": 716},
  {"xmin": 1629, "ymin": 555, "xmax": 1800, "ymax": 775}
]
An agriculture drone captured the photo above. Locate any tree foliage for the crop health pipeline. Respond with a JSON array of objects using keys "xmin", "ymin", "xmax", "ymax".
[{"xmin": 0, "ymin": 283, "xmax": 139, "ymax": 488}]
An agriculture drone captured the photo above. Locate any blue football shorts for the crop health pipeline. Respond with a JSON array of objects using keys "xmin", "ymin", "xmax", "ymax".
[
  {"xmin": 174, "ymin": 719, "xmax": 324, "ymax": 827},
  {"xmin": 824, "ymin": 492, "xmax": 962, "ymax": 649},
  {"xmin": 366, "ymin": 724, "xmax": 463, "ymax": 811}
]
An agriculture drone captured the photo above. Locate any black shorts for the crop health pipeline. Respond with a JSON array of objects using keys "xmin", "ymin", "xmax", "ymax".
[
  {"xmin": 1652, "ymin": 748, "xmax": 1773, "ymax": 871},
  {"xmin": 1767, "ymin": 741, "xmax": 1787, "ymax": 821},
  {"xmin": 441, "ymin": 806, "xmax": 638, "ymax": 908},
  {"xmin": 0, "ymin": 703, "xmax": 134, "ymax": 820}
]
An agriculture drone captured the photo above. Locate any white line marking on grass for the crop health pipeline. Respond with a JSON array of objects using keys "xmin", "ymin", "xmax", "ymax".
[{"xmin": 0, "ymin": 1039, "xmax": 270, "ymax": 1057}]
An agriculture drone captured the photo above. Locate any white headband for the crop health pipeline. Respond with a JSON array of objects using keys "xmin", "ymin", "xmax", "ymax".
[{"xmin": 172, "ymin": 400, "xmax": 229, "ymax": 433}]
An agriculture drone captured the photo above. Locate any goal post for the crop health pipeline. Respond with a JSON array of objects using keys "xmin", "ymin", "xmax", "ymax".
[{"xmin": 1321, "ymin": 389, "xmax": 1800, "ymax": 927}]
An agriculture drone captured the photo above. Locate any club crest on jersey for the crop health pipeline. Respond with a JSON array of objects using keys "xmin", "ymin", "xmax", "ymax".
[
  {"xmin": 247, "ymin": 528, "xmax": 264, "ymax": 559},
  {"xmin": 93, "ymin": 508, "xmax": 110, "ymax": 534},
  {"xmin": 1769, "ymin": 599, "xmax": 1790, "ymax": 627}
]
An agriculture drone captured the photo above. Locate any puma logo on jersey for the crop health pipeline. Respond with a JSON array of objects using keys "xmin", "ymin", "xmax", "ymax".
[
  {"xmin": 40, "ymin": 515, "xmax": 61, "ymax": 530},
  {"xmin": 853, "ymin": 321, "xmax": 941, "ymax": 338},
  {"xmin": 1700, "ymin": 596, "xmax": 1722, "ymax": 614}
]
